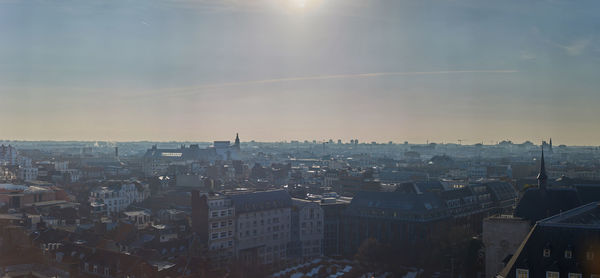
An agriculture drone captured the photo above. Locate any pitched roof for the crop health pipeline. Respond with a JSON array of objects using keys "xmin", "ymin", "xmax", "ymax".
[{"xmin": 514, "ymin": 187, "xmax": 581, "ymax": 224}]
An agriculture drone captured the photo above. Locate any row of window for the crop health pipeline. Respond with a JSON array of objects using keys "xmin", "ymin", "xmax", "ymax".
[
  {"xmin": 211, "ymin": 230, "xmax": 233, "ymax": 239},
  {"xmin": 211, "ymin": 220, "xmax": 234, "ymax": 229},
  {"xmin": 210, "ymin": 209, "xmax": 233, "ymax": 218},
  {"xmin": 543, "ymin": 248, "xmax": 594, "ymax": 260},
  {"xmin": 517, "ymin": 269, "xmax": 599, "ymax": 278}
]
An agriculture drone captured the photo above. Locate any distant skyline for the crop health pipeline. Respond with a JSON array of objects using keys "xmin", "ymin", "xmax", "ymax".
[{"xmin": 2, "ymin": 0, "xmax": 600, "ymax": 145}]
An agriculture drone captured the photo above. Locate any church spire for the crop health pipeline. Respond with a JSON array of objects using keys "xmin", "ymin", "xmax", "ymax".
[
  {"xmin": 234, "ymin": 133, "xmax": 240, "ymax": 150},
  {"xmin": 537, "ymin": 145, "xmax": 548, "ymax": 190}
]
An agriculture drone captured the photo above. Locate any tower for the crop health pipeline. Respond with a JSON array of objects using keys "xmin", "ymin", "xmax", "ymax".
[
  {"xmin": 537, "ymin": 146, "xmax": 548, "ymax": 190},
  {"xmin": 234, "ymin": 133, "xmax": 240, "ymax": 150},
  {"xmin": 549, "ymin": 138, "xmax": 553, "ymax": 153}
]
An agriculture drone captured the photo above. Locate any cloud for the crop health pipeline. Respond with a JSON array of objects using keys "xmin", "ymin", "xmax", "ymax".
[
  {"xmin": 563, "ymin": 38, "xmax": 591, "ymax": 56},
  {"xmin": 520, "ymin": 51, "xmax": 536, "ymax": 60},
  {"xmin": 136, "ymin": 69, "xmax": 519, "ymax": 99}
]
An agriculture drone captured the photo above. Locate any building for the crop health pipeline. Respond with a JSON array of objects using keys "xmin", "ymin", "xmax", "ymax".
[
  {"xmin": 141, "ymin": 144, "xmax": 214, "ymax": 176},
  {"xmin": 229, "ymin": 190, "xmax": 292, "ymax": 265},
  {"xmin": 123, "ymin": 210, "xmax": 151, "ymax": 229},
  {"xmin": 191, "ymin": 192, "xmax": 236, "ymax": 267},
  {"xmin": 0, "ymin": 144, "xmax": 18, "ymax": 165},
  {"xmin": 514, "ymin": 149, "xmax": 581, "ymax": 224},
  {"xmin": 499, "ymin": 202, "xmax": 600, "ymax": 278},
  {"xmin": 341, "ymin": 180, "xmax": 517, "ymax": 258},
  {"xmin": 17, "ymin": 166, "xmax": 38, "ymax": 182},
  {"xmin": 142, "ymin": 134, "xmax": 242, "ymax": 176},
  {"xmin": 483, "ymin": 215, "xmax": 531, "ymax": 278},
  {"xmin": 288, "ymin": 198, "xmax": 324, "ymax": 261},
  {"xmin": 88, "ymin": 181, "xmax": 150, "ymax": 215},
  {"xmin": 0, "ymin": 183, "xmax": 56, "ymax": 209},
  {"xmin": 320, "ymin": 194, "xmax": 351, "ymax": 257}
]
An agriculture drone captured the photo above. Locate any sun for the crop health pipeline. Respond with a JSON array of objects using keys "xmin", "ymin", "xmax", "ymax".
[{"xmin": 290, "ymin": 0, "xmax": 308, "ymax": 9}]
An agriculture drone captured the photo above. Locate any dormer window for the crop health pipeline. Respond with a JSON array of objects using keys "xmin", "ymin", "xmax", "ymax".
[
  {"xmin": 543, "ymin": 248, "xmax": 551, "ymax": 257},
  {"xmin": 565, "ymin": 250, "xmax": 573, "ymax": 259},
  {"xmin": 516, "ymin": 269, "xmax": 529, "ymax": 278}
]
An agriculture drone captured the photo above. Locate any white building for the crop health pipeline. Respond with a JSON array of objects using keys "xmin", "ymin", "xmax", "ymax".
[
  {"xmin": 123, "ymin": 210, "xmax": 152, "ymax": 229},
  {"xmin": 0, "ymin": 145, "xmax": 18, "ymax": 165},
  {"xmin": 229, "ymin": 190, "xmax": 292, "ymax": 265},
  {"xmin": 18, "ymin": 166, "xmax": 38, "ymax": 182},
  {"xmin": 206, "ymin": 195, "xmax": 236, "ymax": 266},
  {"xmin": 89, "ymin": 181, "xmax": 150, "ymax": 215}
]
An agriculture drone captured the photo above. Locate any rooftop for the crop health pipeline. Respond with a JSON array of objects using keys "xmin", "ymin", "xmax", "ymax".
[{"xmin": 538, "ymin": 201, "xmax": 600, "ymax": 228}]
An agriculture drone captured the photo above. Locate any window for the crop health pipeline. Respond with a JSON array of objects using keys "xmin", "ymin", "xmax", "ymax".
[
  {"xmin": 587, "ymin": 251, "xmax": 594, "ymax": 260},
  {"xmin": 568, "ymin": 273, "xmax": 581, "ymax": 278},
  {"xmin": 211, "ymin": 233, "xmax": 218, "ymax": 239},
  {"xmin": 565, "ymin": 250, "xmax": 573, "ymax": 259},
  {"xmin": 211, "ymin": 212, "xmax": 218, "ymax": 218},
  {"xmin": 546, "ymin": 271, "xmax": 559, "ymax": 278},
  {"xmin": 212, "ymin": 223, "xmax": 218, "ymax": 229},
  {"xmin": 543, "ymin": 248, "xmax": 551, "ymax": 257},
  {"xmin": 93, "ymin": 265, "xmax": 98, "ymax": 273},
  {"xmin": 104, "ymin": 267, "xmax": 110, "ymax": 277},
  {"xmin": 84, "ymin": 263, "xmax": 89, "ymax": 272}
]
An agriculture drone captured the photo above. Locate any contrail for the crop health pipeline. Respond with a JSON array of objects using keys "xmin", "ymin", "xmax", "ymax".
[{"xmin": 136, "ymin": 69, "xmax": 519, "ymax": 98}]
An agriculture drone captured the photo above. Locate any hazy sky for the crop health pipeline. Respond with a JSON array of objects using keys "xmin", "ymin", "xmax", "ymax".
[{"xmin": 1, "ymin": 0, "xmax": 600, "ymax": 145}]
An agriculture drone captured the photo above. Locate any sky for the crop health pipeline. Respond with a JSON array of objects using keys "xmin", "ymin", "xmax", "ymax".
[{"xmin": 1, "ymin": 0, "xmax": 600, "ymax": 145}]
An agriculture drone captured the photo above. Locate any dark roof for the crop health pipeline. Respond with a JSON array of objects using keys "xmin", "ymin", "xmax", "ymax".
[
  {"xmin": 348, "ymin": 191, "xmax": 443, "ymax": 213},
  {"xmin": 573, "ymin": 184, "xmax": 600, "ymax": 205},
  {"xmin": 514, "ymin": 187, "xmax": 581, "ymax": 224},
  {"xmin": 500, "ymin": 202, "xmax": 600, "ymax": 278},
  {"xmin": 229, "ymin": 190, "xmax": 292, "ymax": 213},
  {"xmin": 484, "ymin": 181, "xmax": 517, "ymax": 201},
  {"xmin": 414, "ymin": 181, "xmax": 444, "ymax": 192}
]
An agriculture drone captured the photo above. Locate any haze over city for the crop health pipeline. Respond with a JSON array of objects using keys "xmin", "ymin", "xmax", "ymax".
[{"xmin": 2, "ymin": 0, "xmax": 600, "ymax": 144}]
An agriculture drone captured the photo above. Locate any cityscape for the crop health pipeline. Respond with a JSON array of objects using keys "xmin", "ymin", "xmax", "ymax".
[
  {"xmin": 1, "ymin": 137, "xmax": 600, "ymax": 277},
  {"xmin": 2, "ymin": 0, "xmax": 600, "ymax": 277}
]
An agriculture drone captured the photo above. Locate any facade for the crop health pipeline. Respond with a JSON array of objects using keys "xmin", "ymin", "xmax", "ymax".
[
  {"xmin": 499, "ymin": 202, "xmax": 600, "ymax": 278},
  {"xmin": 206, "ymin": 194, "xmax": 236, "ymax": 267},
  {"xmin": 321, "ymin": 197, "xmax": 350, "ymax": 257},
  {"xmin": 18, "ymin": 166, "xmax": 38, "ymax": 182},
  {"xmin": 88, "ymin": 181, "xmax": 150, "ymax": 215},
  {"xmin": 483, "ymin": 215, "xmax": 531, "ymax": 278},
  {"xmin": 0, "ymin": 145, "xmax": 18, "ymax": 165},
  {"xmin": 229, "ymin": 190, "xmax": 292, "ymax": 265},
  {"xmin": 123, "ymin": 210, "xmax": 151, "ymax": 229},
  {"xmin": 289, "ymin": 199, "xmax": 324, "ymax": 261},
  {"xmin": 0, "ymin": 183, "xmax": 56, "ymax": 209},
  {"xmin": 341, "ymin": 180, "xmax": 517, "ymax": 257}
]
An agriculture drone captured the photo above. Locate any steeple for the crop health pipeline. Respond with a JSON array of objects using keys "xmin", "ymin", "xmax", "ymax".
[
  {"xmin": 537, "ymin": 146, "xmax": 548, "ymax": 190},
  {"xmin": 234, "ymin": 133, "xmax": 240, "ymax": 150}
]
